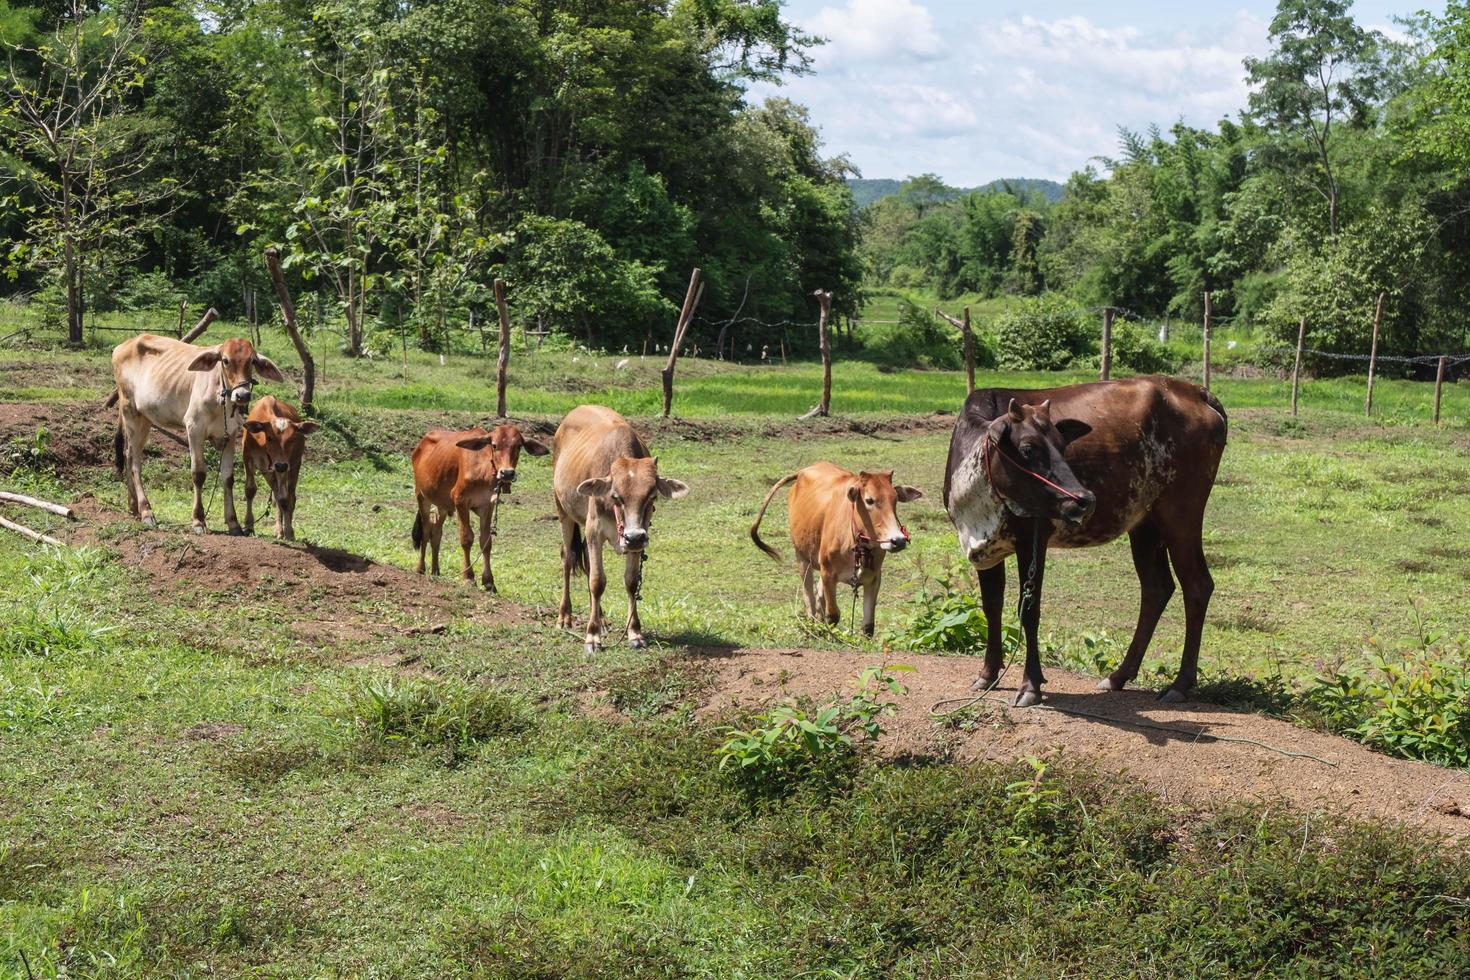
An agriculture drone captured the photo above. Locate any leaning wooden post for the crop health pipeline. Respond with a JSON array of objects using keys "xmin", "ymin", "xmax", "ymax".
[
  {"xmin": 961, "ymin": 306, "xmax": 975, "ymax": 393},
  {"xmin": 1364, "ymin": 291, "xmax": 1385, "ymax": 417},
  {"xmin": 804, "ymin": 289, "xmax": 833, "ymax": 418},
  {"xmin": 1100, "ymin": 306, "xmax": 1114, "ymax": 381},
  {"xmin": 180, "ymin": 308, "xmax": 219, "ymax": 344},
  {"xmin": 493, "ymin": 278, "xmax": 511, "ymax": 418},
  {"xmin": 1433, "ymin": 355, "xmax": 1447, "ymax": 425},
  {"xmin": 264, "ymin": 246, "xmax": 317, "ymax": 414},
  {"xmin": 660, "ymin": 268, "xmax": 703, "ymax": 418},
  {"xmin": 1290, "ymin": 316, "xmax": 1307, "ymax": 416},
  {"xmin": 1202, "ymin": 292, "xmax": 1212, "ymax": 391},
  {"xmin": 175, "ymin": 299, "xmax": 187, "ymax": 339}
]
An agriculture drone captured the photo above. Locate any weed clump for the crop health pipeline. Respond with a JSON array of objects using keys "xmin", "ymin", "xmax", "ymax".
[{"xmin": 342, "ymin": 676, "xmax": 530, "ymax": 764}]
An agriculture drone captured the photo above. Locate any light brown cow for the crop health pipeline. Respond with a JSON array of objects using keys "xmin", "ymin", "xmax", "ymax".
[
  {"xmin": 750, "ymin": 463, "xmax": 922, "ymax": 635},
  {"xmin": 552, "ymin": 405, "xmax": 689, "ymax": 652},
  {"xmin": 111, "ymin": 334, "xmax": 285, "ymax": 533},
  {"xmin": 411, "ymin": 424, "xmax": 549, "ymax": 593},
  {"xmin": 241, "ymin": 395, "xmax": 318, "ymax": 541}
]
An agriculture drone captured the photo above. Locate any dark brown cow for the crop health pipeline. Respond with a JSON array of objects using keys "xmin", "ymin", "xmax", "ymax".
[
  {"xmin": 411, "ymin": 424, "xmax": 549, "ymax": 592},
  {"xmin": 943, "ymin": 377, "xmax": 1227, "ymax": 706},
  {"xmin": 750, "ymin": 463, "xmax": 922, "ymax": 635},
  {"xmin": 552, "ymin": 405, "xmax": 689, "ymax": 652},
  {"xmin": 241, "ymin": 395, "xmax": 318, "ymax": 541}
]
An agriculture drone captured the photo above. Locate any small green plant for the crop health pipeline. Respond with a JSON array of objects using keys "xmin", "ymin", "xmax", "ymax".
[
  {"xmin": 715, "ymin": 665, "xmax": 912, "ymax": 795},
  {"xmin": 1305, "ymin": 602, "xmax": 1470, "ymax": 768},
  {"xmin": 1, "ymin": 425, "xmax": 55, "ymax": 474},
  {"xmin": 895, "ymin": 572, "xmax": 1020, "ymax": 655},
  {"xmin": 343, "ymin": 676, "xmax": 530, "ymax": 764},
  {"xmin": 0, "ymin": 607, "xmax": 111, "ymax": 658}
]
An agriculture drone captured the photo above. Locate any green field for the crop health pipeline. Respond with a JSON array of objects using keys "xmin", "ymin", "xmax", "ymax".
[{"xmin": 2, "ymin": 323, "xmax": 1469, "ymax": 975}]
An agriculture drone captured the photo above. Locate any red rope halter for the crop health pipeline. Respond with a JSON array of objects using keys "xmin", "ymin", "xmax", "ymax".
[{"xmin": 983, "ymin": 433, "xmax": 1086, "ymax": 502}]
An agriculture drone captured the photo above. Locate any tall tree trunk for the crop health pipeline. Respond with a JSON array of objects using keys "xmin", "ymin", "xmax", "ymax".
[{"xmin": 63, "ymin": 241, "xmax": 82, "ymax": 346}]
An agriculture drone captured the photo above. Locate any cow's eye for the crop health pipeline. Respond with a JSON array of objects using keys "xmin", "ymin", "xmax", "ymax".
[
  {"xmin": 1020, "ymin": 443, "xmax": 1038, "ymax": 459},
  {"xmin": 865, "ymin": 497, "xmax": 875, "ymax": 507}
]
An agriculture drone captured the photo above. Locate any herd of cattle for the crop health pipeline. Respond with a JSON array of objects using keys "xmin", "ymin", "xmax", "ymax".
[{"xmin": 106, "ymin": 332, "xmax": 1228, "ymax": 705}]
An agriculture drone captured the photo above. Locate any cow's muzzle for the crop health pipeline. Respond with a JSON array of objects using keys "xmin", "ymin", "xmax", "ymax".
[
  {"xmin": 497, "ymin": 468, "xmax": 516, "ymax": 483},
  {"xmin": 1059, "ymin": 492, "xmax": 1097, "ymax": 523},
  {"xmin": 881, "ymin": 536, "xmax": 908, "ymax": 553},
  {"xmin": 620, "ymin": 528, "xmax": 648, "ymax": 551},
  {"xmin": 273, "ymin": 461, "xmax": 289, "ymax": 474}
]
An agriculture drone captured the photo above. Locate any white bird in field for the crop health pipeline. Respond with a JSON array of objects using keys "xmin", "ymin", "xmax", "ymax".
[{"xmin": 615, "ymin": 358, "xmax": 630, "ymax": 370}]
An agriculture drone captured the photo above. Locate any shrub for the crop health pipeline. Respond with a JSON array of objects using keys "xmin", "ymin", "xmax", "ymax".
[
  {"xmin": 995, "ymin": 294, "xmax": 1093, "ymax": 370},
  {"xmin": 715, "ymin": 665, "xmax": 911, "ymax": 796},
  {"xmin": 1109, "ymin": 320, "xmax": 1177, "ymax": 373},
  {"xmin": 893, "ymin": 572, "xmax": 1019, "ymax": 655},
  {"xmin": 860, "ymin": 303, "xmax": 986, "ymax": 370}
]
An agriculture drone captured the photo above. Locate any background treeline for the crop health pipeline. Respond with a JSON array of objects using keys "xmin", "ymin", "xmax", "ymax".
[
  {"xmin": 861, "ymin": 0, "xmax": 1470, "ymax": 363},
  {"xmin": 0, "ymin": 0, "xmax": 861, "ymax": 354}
]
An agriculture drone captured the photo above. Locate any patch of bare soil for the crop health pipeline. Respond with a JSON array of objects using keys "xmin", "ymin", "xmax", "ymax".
[
  {"xmin": 694, "ymin": 646, "xmax": 1470, "ymax": 840},
  {"xmin": 60, "ymin": 497, "xmax": 535, "ymax": 654},
  {"xmin": 0, "ymin": 400, "xmax": 170, "ymax": 478}
]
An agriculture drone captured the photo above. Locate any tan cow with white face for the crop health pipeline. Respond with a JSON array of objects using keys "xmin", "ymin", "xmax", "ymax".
[
  {"xmin": 750, "ymin": 463, "xmax": 922, "ymax": 635},
  {"xmin": 551, "ymin": 405, "xmax": 689, "ymax": 652},
  {"xmin": 112, "ymin": 334, "xmax": 285, "ymax": 533}
]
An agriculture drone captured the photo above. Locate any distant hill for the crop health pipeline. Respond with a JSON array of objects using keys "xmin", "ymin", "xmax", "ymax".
[{"xmin": 848, "ymin": 177, "xmax": 1064, "ymax": 208}]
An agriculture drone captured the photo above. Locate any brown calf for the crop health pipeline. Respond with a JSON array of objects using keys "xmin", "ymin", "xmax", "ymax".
[
  {"xmin": 241, "ymin": 395, "xmax": 318, "ymax": 541},
  {"xmin": 551, "ymin": 405, "xmax": 689, "ymax": 652},
  {"xmin": 411, "ymin": 424, "xmax": 549, "ymax": 592},
  {"xmin": 751, "ymin": 463, "xmax": 922, "ymax": 635}
]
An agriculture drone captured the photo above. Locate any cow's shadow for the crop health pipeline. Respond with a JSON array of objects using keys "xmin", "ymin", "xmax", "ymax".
[{"xmin": 1015, "ymin": 682, "xmax": 1297, "ymax": 750}]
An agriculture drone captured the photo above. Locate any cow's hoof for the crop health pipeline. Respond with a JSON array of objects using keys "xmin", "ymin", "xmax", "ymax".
[
  {"xmin": 227, "ymin": 527, "xmax": 244, "ymax": 537},
  {"xmin": 1012, "ymin": 688, "xmax": 1042, "ymax": 708},
  {"xmin": 1097, "ymin": 676, "xmax": 1126, "ymax": 692},
  {"xmin": 628, "ymin": 636, "xmax": 647, "ymax": 649},
  {"xmin": 191, "ymin": 525, "xmax": 206, "ymax": 536},
  {"xmin": 141, "ymin": 515, "xmax": 157, "ymax": 529},
  {"xmin": 584, "ymin": 641, "xmax": 601, "ymax": 654},
  {"xmin": 1159, "ymin": 687, "xmax": 1188, "ymax": 704},
  {"xmin": 970, "ymin": 672, "xmax": 998, "ymax": 693},
  {"xmin": 482, "ymin": 583, "xmax": 497, "ymax": 595}
]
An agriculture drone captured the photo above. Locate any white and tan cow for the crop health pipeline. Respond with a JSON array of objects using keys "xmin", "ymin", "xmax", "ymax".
[
  {"xmin": 750, "ymin": 463, "xmax": 922, "ymax": 635},
  {"xmin": 111, "ymin": 334, "xmax": 285, "ymax": 533},
  {"xmin": 552, "ymin": 405, "xmax": 689, "ymax": 652}
]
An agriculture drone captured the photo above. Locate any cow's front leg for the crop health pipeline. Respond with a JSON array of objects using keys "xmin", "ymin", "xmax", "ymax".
[
  {"xmin": 456, "ymin": 503, "xmax": 476, "ymax": 583},
  {"xmin": 624, "ymin": 552, "xmax": 645, "ymax": 648},
  {"xmin": 1012, "ymin": 530, "xmax": 1049, "ymax": 707},
  {"xmin": 219, "ymin": 439, "xmax": 242, "ymax": 535},
  {"xmin": 971, "ymin": 561, "xmax": 1007, "ymax": 691},
  {"xmin": 584, "ymin": 522, "xmax": 608, "ymax": 652},
  {"xmin": 277, "ymin": 471, "xmax": 296, "ymax": 541},
  {"xmin": 818, "ymin": 566, "xmax": 841, "ymax": 626},
  {"xmin": 860, "ymin": 566, "xmax": 881, "ymax": 637},
  {"xmin": 477, "ymin": 502, "xmax": 496, "ymax": 593},
  {"xmin": 798, "ymin": 560, "xmax": 818, "ymax": 618},
  {"xmin": 187, "ymin": 425, "xmax": 209, "ymax": 533},
  {"xmin": 243, "ymin": 453, "xmax": 258, "ymax": 535}
]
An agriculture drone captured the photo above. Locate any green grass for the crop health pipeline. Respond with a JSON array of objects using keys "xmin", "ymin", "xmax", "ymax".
[{"xmin": 3, "ymin": 321, "xmax": 1470, "ymax": 974}]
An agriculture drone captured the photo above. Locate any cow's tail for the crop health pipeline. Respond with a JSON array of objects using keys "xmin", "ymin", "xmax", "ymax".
[
  {"xmin": 1202, "ymin": 388, "xmax": 1228, "ymax": 447},
  {"xmin": 411, "ymin": 512, "xmax": 424, "ymax": 550},
  {"xmin": 569, "ymin": 523, "xmax": 588, "ymax": 577},
  {"xmin": 113, "ymin": 423, "xmax": 125, "ymax": 478},
  {"xmin": 750, "ymin": 473, "xmax": 798, "ymax": 562}
]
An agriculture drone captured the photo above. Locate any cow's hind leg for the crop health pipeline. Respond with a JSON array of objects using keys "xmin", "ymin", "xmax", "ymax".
[
  {"xmin": 1099, "ymin": 522, "xmax": 1174, "ymax": 692},
  {"xmin": 558, "ymin": 512, "xmax": 577, "ymax": 629},
  {"xmin": 429, "ymin": 508, "xmax": 446, "ymax": 575},
  {"xmin": 970, "ymin": 561, "xmax": 1007, "ymax": 691},
  {"xmin": 121, "ymin": 409, "xmax": 153, "ymax": 524},
  {"xmin": 1160, "ymin": 520, "xmax": 1213, "ymax": 703},
  {"xmin": 797, "ymin": 559, "xmax": 817, "ymax": 618},
  {"xmin": 1012, "ymin": 530, "xmax": 1050, "ymax": 707},
  {"xmin": 414, "ymin": 494, "xmax": 431, "ymax": 575},
  {"xmin": 456, "ymin": 503, "xmax": 476, "ymax": 583},
  {"xmin": 624, "ymin": 552, "xmax": 645, "ymax": 648}
]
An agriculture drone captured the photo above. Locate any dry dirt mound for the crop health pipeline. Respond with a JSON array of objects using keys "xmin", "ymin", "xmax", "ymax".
[
  {"xmin": 695, "ymin": 646, "xmax": 1470, "ymax": 840},
  {"xmin": 60, "ymin": 497, "xmax": 534, "ymax": 656}
]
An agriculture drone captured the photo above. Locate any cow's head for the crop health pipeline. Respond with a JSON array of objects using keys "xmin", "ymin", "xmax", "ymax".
[
  {"xmin": 850, "ymin": 470, "xmax": 922, "ymax": 552},
  {"xmin": 244, "ymin": 409, "xmax": 318, "ymax": 476},
  {"xmin": 454, "ymin": 424, "xmax": 550, "ymax": 488},
  {"xmin": 188, "ymin": 338, "xmax": 285, "ymax": 410},
  {"xmin": 577, "ymin": 456, "xmax": 689, "ymax": 553},
  {"xmin": 983, "ymin": 398, "xmax": 1096, "ymax": 523}
]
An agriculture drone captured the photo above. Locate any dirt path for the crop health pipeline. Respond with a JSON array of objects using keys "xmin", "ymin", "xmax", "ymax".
[{"xmin": 694, "ymin": 646, "xmax": 1470, "ymax": 840}]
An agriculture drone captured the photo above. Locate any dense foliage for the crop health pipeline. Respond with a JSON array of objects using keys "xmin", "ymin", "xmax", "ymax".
[
  {"xmin": 0, "ymin": 0, "xmax": 861, "ymax": 352},
  {"xmin": 861, "ymin": 0, "xmax": 1470, "ymax": 365}
]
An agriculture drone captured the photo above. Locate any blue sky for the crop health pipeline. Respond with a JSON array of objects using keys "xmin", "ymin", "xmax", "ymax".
[{"xmin": 748, "ymin": 1, "xmax": 1442, "ymax": 185}]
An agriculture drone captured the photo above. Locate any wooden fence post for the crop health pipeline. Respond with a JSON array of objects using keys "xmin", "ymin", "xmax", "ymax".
[
  {"xmin": 1365, "ymin": 291, "xmax": 1385, "ymax": 417},
  {"xmin": 1433, "ymin": 355, "xmax": 1447, "ymax": 425},
  {"xmin": 264, "ymin": 246, "xmax": 317, "ymax": 414},
  {"xmin": 660, "ymin": 268, "xmax": 704, "ymax": 418},
  {"xmin": 936, "ymin": 307, "xmax": 977, "ymax": 394},
  {"xmin": 175, "ymin": 299, "xmax": 187, "ymax": 339},
  {"xmin": 1202, "ymin": 292, "xmax": 1212, "ymax": 391},
  {"xmin": 1291, "ymin": 316, "xmax": 1306, "ymax": 416},
  {"xmin": 494, "ymin": 278, "xmax": 511, "ymax": 418},
  {"xmin": 802, "ymin": 289, "xmax": 833, "ymax": 419},
  {"xmin": 1100, "ymin": 307, "xmax": 1114, "ymax": 381}
]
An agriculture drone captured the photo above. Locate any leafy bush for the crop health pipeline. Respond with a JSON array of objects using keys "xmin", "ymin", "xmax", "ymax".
[
  {"xmin": 1305, "ymin": 604, "xmax": 1470, "ymax": 767},
  {"xmin": 115, "ymin": 270, "xmax": 187, "ymax": 313},
  {"xmin": 715, "ymin": 665, "xmax": 911, "ymax": 796},
  {"xmin": 894, "ymin": 573, "xmax": 1019, "ymax": 655},
  {"xmin": 860, "ymin": 303, "xmax": 993, "ymax": 370},
  {"xmin": 1109, "ymin": 319, "xmax": 1177, "ymax": 373},
  {"xmin": 343, "ymin": 676, "xmax": 530, "ymax": 764},
  {"xmin": 995, "ymin": 294, "xmax": 1094, "ymax": 370}
]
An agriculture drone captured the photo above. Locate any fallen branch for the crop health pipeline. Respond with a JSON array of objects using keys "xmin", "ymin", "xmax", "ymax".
[
  {"xmin": 180, "ymin": 307, "xmax": 220, "ymax": 344},
  {"xmin": 0, "ymin": 514, "xmax": 65, "ymax": 547},
  {"xmin": 0, "ymin": 492, "xmax": 75, "ymax": 520}
]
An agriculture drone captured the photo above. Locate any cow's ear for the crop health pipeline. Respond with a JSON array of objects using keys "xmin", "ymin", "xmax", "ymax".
[
  {"xmin": 296, "ymin": 421, "xmax": 320, "ymax": 436},
  {"xmin": 187, "ymin": 350, "xmax": 220, "ymax": 372},
  {"xmin": 456, "ymin": 436, "xmax": 493, "ymax": 451},
  {"xmin": 1055, "ymin": 419, "xmax": 1092, "ymax": 446},
  {"xmin": 1007, "ymin": 398, "xmax": 1026, "ymax": 423},
  {"xmin": 847, "ymin": 484, "xmax": 861, "ymax": 502},
  {"xmin": 656, "ymin": 477, "xmax": 689, "ymax": 500},
  {"xmin": 244, "ymin": 420, "xmax": 269, "ymax": 434},
  {"xmin": 895, "ymin": 485, "xmax": 924, "ymax": 502},
  {"xmin": 987, "ymin": 415, "xmax": 1010, "ymax": 441},
  {"xmin": 1034, "ymin": 399, "xmax": 1052, "ymax": 425},
  {"xmin": 252, "ymin": 354, "xmax": 286, "ymax": 382},
  {"xmin": 578, "ymin": 477, "xmax": 612, "ymax": 498},
  {"xmin": 522, "ymin": 438, "xmax": 550, "ymax": 457}
]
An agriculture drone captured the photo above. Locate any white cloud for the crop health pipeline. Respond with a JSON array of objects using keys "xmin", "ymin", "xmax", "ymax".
[{"xmin": 752, "ymin": 7, "xmax": 1272, "ymax": 185}]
